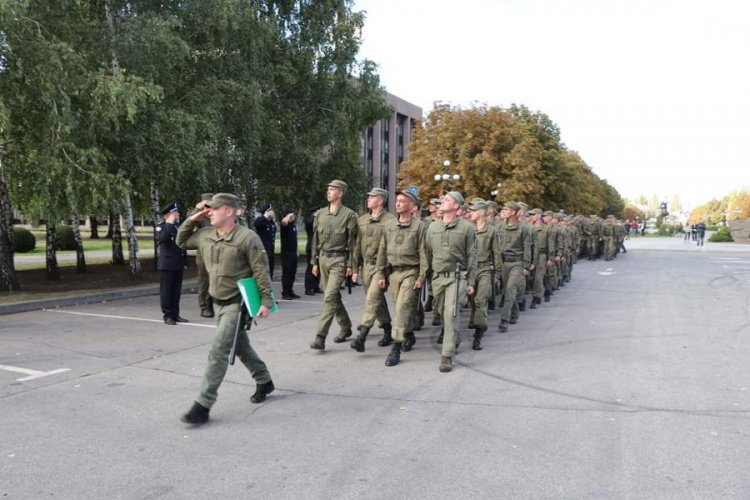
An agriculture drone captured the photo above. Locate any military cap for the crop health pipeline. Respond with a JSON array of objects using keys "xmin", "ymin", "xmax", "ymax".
[
  {"xmin": 503, "ymin": 201, "xmax": 520, "ymax": 211},
  {"xmin": 201, "ymin": 193, "xmax": 214, "ymax": 201},
  {"xmin": 486, "ymin": 200, "xmax": 498, "ymax": 209},
  {"xmin": 259, "ymin": 202, "xmax": 273, "ymax": 213},
  {"xmin": 327, "ymin": 179, "xmax": 348, "ymax": 192},
  {"xmin": 366, "ymin": 188, "xmax": 388, "ymax": 200},
  {"xmin": 460, "ymin": 204, "xmax": 469, "ymax": 211},
  {"xmin": 396, "ymin": 190, "xmax": 419, "ymax": 205},
  {"xmin": 590, "ymin": 214, "xmax": 598, "ymax": 218},
  {"xmin": 517, "ymin": 202, "xmax": 529, "ymax": 210},
  {"xmin": 470, "ymin": 197, "xmax": 486, "ymax": 204},
  {"xmin": 206, "ymin": 193, "xmax": 240, "ymax": 209},
  {"xmin": 529, "ymin": 208, "xmax": 543, "ymax": 215},
  {"xmin": 429, "ymin": 198, "xmax": 441, "ymax": 206},
  {"xmin": 542, "ymin": 210, "xmax": 554, "ymax": 217},
  {"xmin": 553, "ymin": 212, "xmax": 564, "ymax": 219},
  {"xmin": 564, "ymin": 215, "xmax": 573, "ymax": 221},
  {"xmin": 445, "ymin": 191, "xmax": 465, "ymax": 206},
  {"xmin": 468, "ymin": 200, "xmax": 489, "ymax": 211},
  {"xmin": 161, "ymin": 201, "xmax": 179, "ymax": 216},
  {"xmin": 606, "ymin": 214, "xmax": 615, "ymax": 219}
]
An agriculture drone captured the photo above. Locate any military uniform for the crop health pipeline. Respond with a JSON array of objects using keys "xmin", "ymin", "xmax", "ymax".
[
  {"xmin": 192, "ymin": 193, "xmax": 215, "ymax": 317},
  {"xmin": 177, "ymin": 193, "xmax": 274, "ymax": 422},
  {"xmin": 497, "ymin": 202, "xmax": 532, "ymax": 331},
  {"xmin": 602, "ymin": 216, "xmax": 616, "ymax": 261},
  {"xmin": 158, "ymin": 202, "xmax": 188, "ymax": 325},
  {"xmin": 310, "ymin": 180, "xmax": 359, "ymax": 349},
  {"xmin": 467, "ymin": 201, "xmax": 501, "ymax": 349},
  {"xmin": 253, "ymin": 203, "xmax": 277, "ymax": 279},
  {"xmin": 352, "ymin": 188, "xmax": 395, "ymax": 345},
  {"xmin": 425, "ymin": 191, "xmax": 477, "ymax": 372},
  {"xmin": 529, "ymin": 209, "xmax": 549, "ymax": 307}
]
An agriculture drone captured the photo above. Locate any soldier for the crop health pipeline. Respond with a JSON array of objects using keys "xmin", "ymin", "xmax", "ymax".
[
  {"xmin": 541, "ymin": 211, "xmax": 559, "ymax": 302},
  {"xmin": 602, "ymin": 215, "xmax": 616, "ymax": 261},
  {"xmin": 352, "ymin": 191, "xmax": 428, "ymax": 367},
  {"xmin": 158, "ymin": 202, "xmax": 188, "ymax": 325},
  {"xmin": 177, "ymin": 193, "xmax": 275, "ymax": 425},
  {"xmin": 561, "ymin": 216, "xmax": 574, "ymax": 283},
  {"xmin": 467, "ymin": 200, "xmax": 501, "ymax": 350},
  {"xmin": 351, "ymin": 188, "xmax": 395, "ymax": 348},
  {"xmin": 423, "ymin": 198, "xmax": 441, "ymax": 316},
  {"xmin": 309, "ymin": 180, "xmax": 359, "ymax": 350},
  {"xmin": 515, "ymin": 202, "xmax": 535, "ymax": 311},
  {"xmin": 497, "ymin": 202, "xmax": 531, "ymax": 333},
  {"xmin": 193, "ymin": 193, "xmax": 215, "ymax": 318},
  {"xmin": 529, "ymin": 208, "xmax": 550, "ymax": 309},
  {"xmin": 253, "ymin": 203, "xmax": 277, "ymax": 280},
  {"xmin": 411, "ymin": 197, "xmax": 426, "ymax": 334},
  {"xmin": 425, "ymin": 191, "xmax": 477, "ymax": 372}
]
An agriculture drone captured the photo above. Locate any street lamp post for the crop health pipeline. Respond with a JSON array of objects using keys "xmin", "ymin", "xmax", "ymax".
[
  {"xmin": 490, "ymin": 182, "xmax": 502, "ymax": 198},
  {"xmin": 433, "ymin": 159, "xmax": 460, "ymax": 192}
]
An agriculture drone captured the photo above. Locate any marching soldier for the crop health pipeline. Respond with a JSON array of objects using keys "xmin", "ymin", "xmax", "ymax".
[
  {"xmin": 309, "ymin": 180, "xmax": 359, "ymax": 350},
  {"xmin": 529, "ymin": 208, "xmax": 550, "ymax": 309},
  {"xmin": 177, "ymin": 193, "xmax": 275, "ymax": 425},
  {"xmin": 541, "ymin": 211, "xmax": 559, "ymax": 302},
  {"xmin": 425, "ymin": 191, "xmax": 477, "ymax": 372},
  {"xmin": 351, "ymin": 188, "xmax": 395, "ymax": 348},
  {"xmin": 467, "ymin": 200, "xmax": 501, "ymax": 350},
  {"xmin": 515, "ymin": 202, "xmax": 535, "ymax": 311},
  {"xmin": 602, "ymin": 215, "xmax": 616, "ymax": 261},
  {"xmin": 497, "ymin": 202, "xmax": 531, "ymax": 333},
  {"xmin": 352, "ymin": 191, "xmax": 428, "ymax": 367}
]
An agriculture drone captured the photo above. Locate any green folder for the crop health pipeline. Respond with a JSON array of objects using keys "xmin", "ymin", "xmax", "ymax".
[{"xmin": 237, "ymin": 277, "xmax": 279, "ymax": 317}]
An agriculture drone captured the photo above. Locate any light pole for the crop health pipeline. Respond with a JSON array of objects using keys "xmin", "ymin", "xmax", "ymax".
[
  {"xmin": 490, "ymin": 182, "xmax": 502, "ymax": 199},
  {"xmin": 433, "ymin": 159, "xmax": 460, "ymax": 193}
]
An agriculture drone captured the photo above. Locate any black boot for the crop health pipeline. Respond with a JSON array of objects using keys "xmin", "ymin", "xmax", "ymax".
[
  {"xmin": 518, "ymin": 298, "xmax": 526, "ymax": 312},
  {"xmin": 377, "ymin": 324, "xmax": 393, "ymax": 347},
  {"xmin": 473, "ymin": 326, "xmax": 486, "ymax": 350},
  {"xmin": 424, "ymin": 296, "xmax": 433, "ymax": 312},
  {"xmin": 544, "ymin": 291, "xmax": 551, "ymax": 303},
  {"xmin": 333, "ymin": 327, "xmax": 353, "ymax": 343},
  {"xmin": 431, "ymin": 316, "xmax": 442, "ymax": 326},
  {"xmin": 350, "ymin": 325, "xmax": 370, "ymax": 352},
  {"xmin": 310, "ymin": 335, "xmax": 326, "ymax": 350},
  {"xmin": 250, "ymin": 380, "xmax": 275, "ymax": 404},
  {"xmin": 385, "ymin": 342, "xmax": 402, "ymax": 366},
  {"xmin": 181, "ymin": 402, "xmax": 210, "ymax": 425},
  {"xmin": 403, "ymin": 332, "xmax": 416, "ymax": 352},
  {"xmin": 498, "ymin": 320, "xmax": 508, "ymax": 332},
  {"xmin": 530, "ymin": 297, "xmax": 538, "ymax": 309},
  {"xmin": 437, "ymin": 328, "xmax": 444, "ymax": 344}
]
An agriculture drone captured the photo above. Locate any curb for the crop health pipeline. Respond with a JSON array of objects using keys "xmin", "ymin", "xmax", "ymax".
[{"xmin": 0, "ymin": 279, "xmax": 199, "ymax": 316}]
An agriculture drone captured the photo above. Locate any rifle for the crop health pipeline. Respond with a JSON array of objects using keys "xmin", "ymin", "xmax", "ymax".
[
  {"xmin": 346, "ymin": 275, "xmax": 353, "ymax": 295},
  {"xmin": 229, "ymin": 300, "xmax": 249, "ymax": 366},
  {"xmin": 489, "ymin": 264, "xmax": 496, "ymax": 310},
  {"xmin": 453, "ymin": 263, "xmax": 461, "ymax": 318}
]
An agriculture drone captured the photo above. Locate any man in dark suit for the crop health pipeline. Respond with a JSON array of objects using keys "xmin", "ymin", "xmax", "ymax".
[
  {"xmin": 254, "ymin": 203, "xmax": 277, "ymax": 280},
  {"xmin": 158, "ymin": 202, "xmax": 188, "ymax": 325}
]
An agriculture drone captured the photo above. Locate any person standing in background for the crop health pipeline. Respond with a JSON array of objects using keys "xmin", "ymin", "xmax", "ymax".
[
  {"xmin": 280, "ymin": 206, "xmax": 301, "ymax": 300},
  {"xmin": 254, "ymin": 203, "xmax": 277, "ymax": 279},
  {"xmin": 158, "ymin": 202, "xmax": 188, "ymax": 325}
]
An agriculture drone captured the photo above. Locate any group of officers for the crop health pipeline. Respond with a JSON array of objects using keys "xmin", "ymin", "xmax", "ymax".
[{"xmin": 161, "ymin": 184, "xmax": 627, "ymax": 425}]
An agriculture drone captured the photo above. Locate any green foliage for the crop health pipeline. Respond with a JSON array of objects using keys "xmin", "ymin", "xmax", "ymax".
[
  {"xmin": 709, "ymin": 226, "xmax": 734, "ymax": 242},
  {"xmin": 56, "ymin": 225, "xmax": 77, "ymax": 250},
  {"xmin": 12, "ymin": 227, "xmax": 36, "ymax": 253},
  {"xmin": 706, "ymin": 225, "xmax": 719, "ymax": 231}
]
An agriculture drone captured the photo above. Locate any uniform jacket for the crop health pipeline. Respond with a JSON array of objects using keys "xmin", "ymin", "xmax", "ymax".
[
  {"xmin": 353, "ymin": 211, "xmax": 395, "ymax": 270},
  {"xmin": 312, "ymin": 204, "xmax": 359, "ymax": 267},
  {"xmin": 376, "ymin": 215, "xmax": 429, "ymax": 284},
  {"xmin": 157, "ymin": 222, "xmax": 187, "ymax": 272},
  {"xmin": 426, "ymin": 217, "xmax": 478, "ymax": 284}
]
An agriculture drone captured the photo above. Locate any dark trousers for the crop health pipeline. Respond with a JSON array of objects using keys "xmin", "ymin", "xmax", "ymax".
[
  {"xmin": 305, "ymin": 254, "xmax": 320, "ymax": 293},
  {"xmin": 160, "ymin": 269, "xmax": 184, "ymax": 319},
  {"xmin": 281, "ymin": 252, "xmax": 298, "ymax": 296},
  {"xmin": 264, "ymin": 244, "xmax": 275, "ymax": 280}
]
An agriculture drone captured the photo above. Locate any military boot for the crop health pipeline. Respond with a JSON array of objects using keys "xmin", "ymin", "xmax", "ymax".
[
  {"xmin": 350, "ymin": 325, "xmax": 370, "ymax": 352},
  {"xmin": 544, "ymin": 291, "xmax": 551, "ymax": 303},
  {"xmin": 498, "ymin": 320, "xmax": 509, "ymax": 333},
  {"xmin": 310, "ymin": 335, "xmax": 326, "ymax": 350},
  {"xmin": 473, "ymin": 326, "xmax": 487, "ymax": 350},
  {"xmin": 530, "ymin": 297, "xmax": 538, "ymax": 309},
  {"xmin": 385, "ymin": 342, "xmax": 402, "ymax": 367},
  {"xmin": 518, "ymin": 298, "xmax": 526, "ymax": 312},
  {"xmin": 377, "ymin": 323, "xmax": 393, "ymax": 347},
  {"xmin": 439, "ymin": 356, "xmax": 453, "ymax": 373},
  {"xmin": 431, "ymin": 316, "xmax": 442, "ymax": 326},
  {"xmin": 250, "ymin": 380, "xmax": 275, "ymax": 404},
  {"xmin": 403, "ymin": 332, "xmax": 416, "ymax": 352},
  {"xmin": 437, "ymin": 328, "xmax": 444, "ymax": 344},
  {"xmin": 333, "ymin": 327, "xmax": 353, "ymax": 343},
  {"xmin": 424, "ymin": 296, "xmax": 433, "ymax": 312},
  {"xmin": 181, "ymin": 402, "xmax": 210, "ymax": 425}
]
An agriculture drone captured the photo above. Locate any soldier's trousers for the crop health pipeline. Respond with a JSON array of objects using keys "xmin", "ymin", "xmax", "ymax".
[
  {"xmin": 316, "ymin": 254, "xmax": 352, "ymax": 337},
  {"xmin": 432, "ymin": 273, "xmax": 468, "ymax": 358},
  {"xmin": 469, "ymin": 266, "xmax": 492, "ymax": 328},
  {"xmin": 196, "ymin": 257, "xmax": 212, "ymax": 314},
  {"xmin": 561, "ymin": 256, "xmax": 569, "ymax": 280},
  {"xmin": 532, "ymin": 253, "xmax": 547, "ymax": 299},
  {"xmin": 196, "ymin": 301, "xmax": 270, "ymax": 409},
  {"xmin": 603, "ymin": 236, "xmax": 614, "ymax": 260},
  {"xmin": 359, "ymin": 262, "xmax": 391, "ymax": 328},
  {"xmin": 389, "ymin": 267, "xmax": 419, "ymax": 342},
  {"xmin": 587, "ymin": 236, "xmax": 598, "ymax": 258},
  {"xmin": 545, "ymin": 258, "xmax": 558, "ymax": 292},
  {"xmin": 501, "ymin": 261, "xmax": 524, "ymax": 322}
]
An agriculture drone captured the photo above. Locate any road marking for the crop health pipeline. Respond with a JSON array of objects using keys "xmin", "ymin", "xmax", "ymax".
[
  {"xmin": 43, "ymin": 309, "xmax": 216, "ymax": 328},
  {"xmin": 0, "ymin": 364, "xmax": 70, "ymax": 382}
]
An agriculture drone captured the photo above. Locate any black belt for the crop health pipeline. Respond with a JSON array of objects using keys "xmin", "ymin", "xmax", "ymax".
[
  {"xmin": 435, "ymin": 270, "xmax": 464, "ymax": 277},
  {"xmin": 213, "ymin": 294, "xmax": 242, "ymax": 306},
  {"xmin": 322, "ymin": 251, "xmax": 346, "ymax": 258},
  {"xmin": 503, "ymin": 255, "xmax": 522, "ymax": 263},
  {"xmin": 391, "ymin": 264, "xmax": 418, "ymax": 271},
  {"xmin": 539, "ymin": 249, "xmax": 548, "ymax": 254}
]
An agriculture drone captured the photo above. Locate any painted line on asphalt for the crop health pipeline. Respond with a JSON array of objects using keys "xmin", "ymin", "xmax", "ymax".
[
  {"xmin": 43, "ymin": 309, "xmax": 216, "ymax": 329},
  {"xmin": 0, "ymin": 364, "xmax": 71, "ymax": 382}
]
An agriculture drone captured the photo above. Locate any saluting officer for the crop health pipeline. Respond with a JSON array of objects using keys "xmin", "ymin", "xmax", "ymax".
[
  {"xmin": 177, "ymin": 193, "xmax": 275, "ymax": 425},
  {"xmin": 310, "ymin": 180, "xmax": 359, "ymax": 350},
  {"xmin": 425, "ymin": 191, "xmax": 477, "ymax": 373},
  {"xmin": 158, "ymin": 202, "xmax": 188, "ymax": 325},
  {"xmin": 254, "ymin": 203, "xmax": 277, "ymax": 279}
]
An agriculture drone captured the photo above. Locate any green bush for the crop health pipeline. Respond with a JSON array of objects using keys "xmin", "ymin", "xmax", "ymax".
[
  {"xmin": 12, "ymin": 227, "xmax": 36, "ymax": 253},
  {"xmin": 706, "ymin": 225, "xmax": 719, "ymax": 231},
  {"xmin": 56, "ymin": 225, "xmax": 77, "ymax": 250},
  {"xmin": 709, "ymin": 226, "xmax": 734, "ymax": 243}
]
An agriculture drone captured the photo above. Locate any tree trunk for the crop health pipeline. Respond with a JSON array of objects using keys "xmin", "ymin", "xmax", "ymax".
[
  {"xmin": 124, "ymin": 193, "xmax": 142, "ymax": 279},
  {"xmin": 90, "ymin": 215, "xmax": 99, "ymax": 239},
  {"xmin": 72, "ymin": 209, "xmax": 86, "ymax": 273},
  {"xmin": 150, "ymin": 180, "xmax": 160, "ymax": 271},
  {"xmin": 46, "ymin": 223, "xmax": 60, "ymax": 281},
  {"xmin": 112, "ymin": 215, "xmax": 124, "ymax": 264},
  {"xmin": 105, "ymin": 211, "xmax": 114, "ymax": 239},
  {"xmin": 0, "ymin": 155, "xmax": 20, "ymax": 291}
]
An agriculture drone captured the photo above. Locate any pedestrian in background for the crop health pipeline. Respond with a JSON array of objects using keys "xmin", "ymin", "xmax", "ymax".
[
  {"xmin": 280, "ymin": 206, "xmax": 301, "ymax": 300},
  {"xmin": 696, "ymin": 221, "xmax": 707, "ymax": 247},
  {"xmin": 254, "ymin": 203, "xmax": 276, "ymax": 279},
  {"xmin": 305, "ymin": 205, "xmax": 323, "ymax": 295},
  {"xmin": 158, "ymin": 202, "xmax": 188, "ymax": 325}
]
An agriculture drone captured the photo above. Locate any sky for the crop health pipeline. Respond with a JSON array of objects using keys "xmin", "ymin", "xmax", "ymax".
[{"xmin": 353, "ymin": 0, "xmax": 750, "ymax": 210}]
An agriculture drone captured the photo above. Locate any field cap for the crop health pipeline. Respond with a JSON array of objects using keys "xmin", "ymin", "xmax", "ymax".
[
  {"xmin": 328, "ymin": 179, "xmax": 348, "ymax": 192},
  {"xmin": 367, "ymin": 188, "xmax": 388, "ymax": 200},
  {"xmin": 206, "ymin": 193, "xmax": 240, "ymax": 209}
]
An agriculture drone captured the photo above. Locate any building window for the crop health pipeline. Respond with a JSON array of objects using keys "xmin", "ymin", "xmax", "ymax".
[
  {"xmin": 396, "ymin": 114, "xmax": 406, "ymax": 168},
  {"xmin": 364, "ymin": 126, "xmax": 374, "ymax": 182},
  {"xmin": 380, "ymin": 118, "xmax": 390, "ymax": 189}
]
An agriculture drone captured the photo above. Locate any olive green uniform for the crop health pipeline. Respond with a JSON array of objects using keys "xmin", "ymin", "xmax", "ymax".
[
  {"xmin": 376, "ymin": 215, "xmax": 428, "ymax": 342},
  {"xmin": 469, "ymin": 222, "xmax": 501, "ymax": 329},
  {"xmin": 532, "ymin": 222, "xmax": 551, "ymax": 301},
  {"xmin": 545, "ymin": 222, "xmax": 559, "ymax": 294},
  {"xmin": 353, "ymin": 211, "xmax": 395, "ymax": 329},
  {"xmin": 425, "ymin": 218, "xmax": 477, "ymax": 357},
  {"xmin": 312, "ymin": 205, "xmax": 359, "ymax": 338},
  {"xmin": 602, "ymin": 220, "xmax": 616, "ymax": 261},
  {"xmin": 517, "ymin": 220, "xmax": 535, "ymax": 304},
  {"xmin": 177, "ymin": 219, "xmax": 273, "ymax": 409},
  {"xmin": 497, "ymin": 220, "xmax": 531, "ymax": 323}
]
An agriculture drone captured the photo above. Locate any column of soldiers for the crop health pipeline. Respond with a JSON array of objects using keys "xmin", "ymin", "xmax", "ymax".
[{"xmin": 307, "ymin": 179, "xmax": 626, "ymax": 373}]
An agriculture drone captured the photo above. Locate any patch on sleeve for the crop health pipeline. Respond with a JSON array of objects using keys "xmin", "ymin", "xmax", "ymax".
[{"xmin": 156, "ymin": 227, "xmax": 162, "ymax": 232}]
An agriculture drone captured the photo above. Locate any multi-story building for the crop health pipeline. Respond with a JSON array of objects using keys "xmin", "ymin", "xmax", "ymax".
[{"xmin": 363, "ymin": 91, "xmax": 422, "ymax": 212}]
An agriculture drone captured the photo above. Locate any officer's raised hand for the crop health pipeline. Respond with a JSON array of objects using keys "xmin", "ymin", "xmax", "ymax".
[{"xmin": 191, "ymin": 208, "xmax": 211, "ymax": 222}]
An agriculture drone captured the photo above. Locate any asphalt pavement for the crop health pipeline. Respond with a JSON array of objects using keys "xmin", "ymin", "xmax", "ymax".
[{"xmin": 2, "ymin": 237, "xmax": 750, "ymax": 499}]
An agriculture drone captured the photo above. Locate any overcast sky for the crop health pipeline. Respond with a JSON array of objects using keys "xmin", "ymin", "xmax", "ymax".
[{"xmin": 354, "ymin": 0, "xmax": 749, "ymax": 210}]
